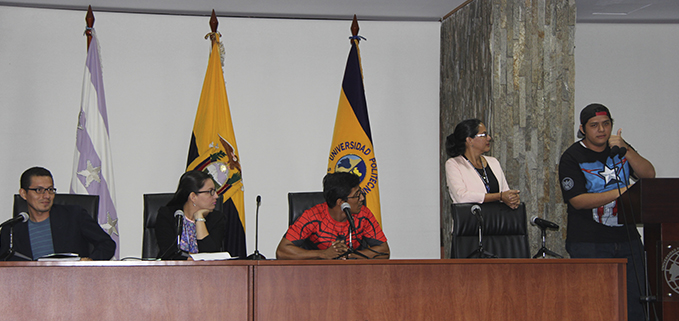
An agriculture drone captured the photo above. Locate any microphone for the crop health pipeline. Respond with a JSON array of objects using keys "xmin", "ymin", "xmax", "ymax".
[
  {"xmin": 531, "ymin": 216, "xmax": 559, "ymax": 230},
  {"xmin": 255, "ymin": 195, "xmax": 262, "ymax": 254},
  {"xmin": 337, "ymin": 199, "xmax": 387, "ymax": 260},
  {"xmin": 0, "ymin": 212, "xmax": 29, "ymax": 228},
  {"xmin": 341, "ymin": 202, "xmax": 356, "ymax": 232},
  {"xmin": 174, "ymin": 210, "xmax": 184, "ymax": 237},
  {"xmin": 246, "ymin": 195, "xmax": 266, "ymax": 260},
  {"xmin": 470, "ymin": 204, "xmax": 485, "ymax": 226},
  {"xmin": 471, "ymin": 205, "xmax": 482, "ymax": 216},
  {"xmin": 610, "ymin": 146, "xmax": 628, "ymax": 158}
]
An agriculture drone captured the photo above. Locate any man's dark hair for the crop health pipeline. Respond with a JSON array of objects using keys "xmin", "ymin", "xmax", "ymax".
[
  {"xmin": 445, "ymin": 118, "xmax": 482, "ymax": 158},
  {"xmin": 322, "ymin": 172, "xmax": 361, "ymax": 208},
  {"xmin": 167, "ymin": 170, "xmax": 214, "ymax": 207},
  {"xmin": 20, "ymin": 167, "xmax": 53, "ymax": 190}
]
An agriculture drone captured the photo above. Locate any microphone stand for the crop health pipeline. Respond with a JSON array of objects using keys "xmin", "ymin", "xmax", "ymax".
[
  {"xmin": 0, "ymin": 226, "xmax": 32, "ymax": 261},
  {"xmin": 0, "ymin": 227, "xmax": 16, "ymax": 261},
  {"xmin": 336, "ymin": 214, "xmax": 357, "ymax": 259},
  {"xmin": 246, "ymin": 196, "xmax": 266, "ymax": 260},
  {"xmin": 467, "ymin": 210, "xmax": 496, "ymax": 258},
  {"xmin": 158, "ymin": 242, "xmax": 190, "ymax": 260},
  {"xmin": 612, "ymin": 147, "xmax": 657, "ymax": 317},
  {"xmin": 336, "ymin": 204, "xmax": 370, "ymax": 259},
  {"xmin": 335, "ymin": 224, "xmax": 376, "ymax": 260},
  {"xmin": 158, "ymin": 213, "xmax": 190, "ymax": 260},
  {"xmin": 532, "ymin": 226, "xmax": 563, "ymax": 258}
]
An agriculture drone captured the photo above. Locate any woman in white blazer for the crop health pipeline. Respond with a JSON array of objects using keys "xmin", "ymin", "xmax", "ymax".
[{"xmin": 444, "ymin": 119, "xmax": 520, "ymax": 209}]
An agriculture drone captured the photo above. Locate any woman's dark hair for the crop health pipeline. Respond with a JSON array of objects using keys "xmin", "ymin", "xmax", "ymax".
[
  {"xmin": 322, "ymin": 172, "xmax": 361, "ymax": 208},
  {"xmin": 167, "ymin": 170, "xmax": 213, "ymax": 207},
  {"xmin": 445, "ymin": 119, "xmax": 482, "ymax": 158}
]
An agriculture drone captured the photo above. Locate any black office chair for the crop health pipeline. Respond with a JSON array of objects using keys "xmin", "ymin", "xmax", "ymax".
[
  {"xmin": 450, "ymin": 202, "xmax": 530, "ymax": 258},
  {"xmin": 286, "ymin": 191, "xmax": 325, "ymax": 250},
  {"xmin": 287, "ymin": 191, "xmax": 325, "ymax": 225},
  {"xmin": 13, "ymin": 194, "xmax": 99, "ymax": 220},
  {"xmin": 142, "ymin": 193, "xmax": 172, "ymax": 259},
  {"xmin": 142, "ymin": 193, "xmax": 224, "ymax": 259}
]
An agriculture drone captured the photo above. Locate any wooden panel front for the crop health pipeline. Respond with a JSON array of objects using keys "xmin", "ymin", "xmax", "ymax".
[
  {"xmin": 625, "ymin": 177, "xmax": 679, "ymax": 321},
  {"xmin": 0, "ymin": 261, "xmax": 251, "ymax": 320},
  {"xmin": 0, "ymin": 259, "xmax": 626, "ymax": 320},
  {"xmin": 625, "ymin": 178, "xmax": 679, "ymax": 224},
  {"xmin": 255, "ymin": 259, "xmax": 626, "ymax": 321}
]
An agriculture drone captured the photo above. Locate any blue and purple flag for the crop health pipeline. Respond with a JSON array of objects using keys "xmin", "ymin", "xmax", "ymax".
[{"xmin": 70, "ymin": 29, "xmax": 119, "ymax": 259}]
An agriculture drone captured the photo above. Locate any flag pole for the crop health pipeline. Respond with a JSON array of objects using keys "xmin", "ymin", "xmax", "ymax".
[
  {"xmin": 75, "ymin": 4, "xmax": 120, "ymax": 259},
  {"xmin": 209, "ymin": 9, "xmax": 218, "ymax": 40},
  {"xmin": 187, "ymin": 9, "xmax": 248, "ymax": 258},
  {"xmin": 351, "ymin": 14, "xmax": 359, "ymax": 40},
  {"xmin": 85, "ymin": 5, "xmax": 94, "ymax": 50}
]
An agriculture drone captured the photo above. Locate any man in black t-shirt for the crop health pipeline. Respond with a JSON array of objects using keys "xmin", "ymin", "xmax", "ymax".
[{"xmin": 558, "ymin": 103, "xmax": 655, "ymax": 321}]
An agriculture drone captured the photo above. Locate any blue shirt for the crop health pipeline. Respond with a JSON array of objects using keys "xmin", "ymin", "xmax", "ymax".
[{"xmin": 28, "ymin": 217, "xmax": 55, "ymax": 259}]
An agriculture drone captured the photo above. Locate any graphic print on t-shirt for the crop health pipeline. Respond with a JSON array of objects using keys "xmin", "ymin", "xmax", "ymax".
[{"xmin": 580, "ymin": 156, "xmax": 629, "ymax": 227}]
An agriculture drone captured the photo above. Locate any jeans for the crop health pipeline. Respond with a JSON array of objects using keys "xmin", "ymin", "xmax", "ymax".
[{"xmin": 566, "ymin": 240, "xmax": 647, "ymax": 321}]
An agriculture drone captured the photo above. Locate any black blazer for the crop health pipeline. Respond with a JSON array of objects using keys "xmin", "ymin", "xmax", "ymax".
[
  {"xmin": 0, "ymin": 204, "xmax": 116, "ymax": 260},
  {"xmin": 155, "ymin": 206, "xmax": 226, "ymax": 259}
]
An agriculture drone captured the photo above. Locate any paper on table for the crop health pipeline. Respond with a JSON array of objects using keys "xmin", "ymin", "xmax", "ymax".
[
  {"xmin": 37, "ymin": 253, "xmax": 81, "ymax": 261},
  {"xmin": 190, "ymin": 252, "xmax": 234, "ymax": 261}
]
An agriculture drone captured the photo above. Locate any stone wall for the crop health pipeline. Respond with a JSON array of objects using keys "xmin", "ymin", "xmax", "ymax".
[{"xmin": 440, "ymin": 0, "xmax": 576, "ymax": 258}]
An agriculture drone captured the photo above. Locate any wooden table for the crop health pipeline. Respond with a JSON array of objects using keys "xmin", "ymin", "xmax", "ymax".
[{"xmin": 0, "ymin": 259, "xmax": 626, "ymax": 320}]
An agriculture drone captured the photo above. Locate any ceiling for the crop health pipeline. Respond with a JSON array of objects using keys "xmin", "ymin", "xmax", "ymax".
[{"xmin": 0, "ymin": 0, "xmax": 677, "ymax": 23}]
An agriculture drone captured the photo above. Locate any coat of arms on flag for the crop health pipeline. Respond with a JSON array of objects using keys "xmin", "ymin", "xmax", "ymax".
[{"xmin": 188, "ymin": 135, "xmax": 243, "ymax": 200}]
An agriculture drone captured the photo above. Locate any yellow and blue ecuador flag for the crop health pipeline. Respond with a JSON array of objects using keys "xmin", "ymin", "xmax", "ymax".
[
  {"xmin": 187, "ymin": 32, "xmax": 246, "ymax": 258},
  {"xmin": 327, "ymin": 36, "xmax": 382, "ymax": 225}
]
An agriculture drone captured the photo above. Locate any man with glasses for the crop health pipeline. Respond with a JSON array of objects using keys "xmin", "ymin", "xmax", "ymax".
[
  {"xmin": 0, "ymin": 167, "xmax": 115, "ymax": 260},
  {"xmin": 276, "ymin": 172, "xmax": 389, "ymax": 260},
  {"xmin": 558, "ymin": 104, "xmax": 655, "ymax": 321}
]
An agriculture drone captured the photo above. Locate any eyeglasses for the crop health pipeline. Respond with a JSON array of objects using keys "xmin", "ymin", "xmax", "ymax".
[
  {"xmin": 27, "ymin": 187, "xmax": 57, "ymax": 194},
  {"xmin": 347, "ymin": 190, "xmax": 365, "ymax": 199},
  {"xmin": 474, "ymin": 133, "xmax": 489, "ymax": 138},
  {"xmin": 196, "ymin": 188, "xmax": 216, "ymax": 196}
]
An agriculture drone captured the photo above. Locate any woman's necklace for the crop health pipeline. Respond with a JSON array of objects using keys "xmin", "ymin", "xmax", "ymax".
[{"xmin": 463, "ymin": 155, "xmax": 490, "ymax": 192}]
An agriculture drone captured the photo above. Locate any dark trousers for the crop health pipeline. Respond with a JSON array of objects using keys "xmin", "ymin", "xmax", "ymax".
[{"xmin": 567, "ymin": 240, "xmax": 647, "ymax": 321}]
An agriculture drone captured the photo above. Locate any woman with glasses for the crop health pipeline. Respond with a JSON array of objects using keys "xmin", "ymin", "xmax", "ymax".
[
  {"xmin": 155, "ymin": 170, "xmax": 226, "ymax": 259},
  {"xmin": 445, "ymin": 119, "xmax": 520, "ymax": 209}
]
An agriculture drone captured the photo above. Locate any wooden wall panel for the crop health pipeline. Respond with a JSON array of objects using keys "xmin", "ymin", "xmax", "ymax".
[
  {"xmin": 255, "ymin": 259, "xmax": 625, "ymax": 321},
  {"xmin": 0, "ymin": 261, "xmax": 251, "ymax": 321}
]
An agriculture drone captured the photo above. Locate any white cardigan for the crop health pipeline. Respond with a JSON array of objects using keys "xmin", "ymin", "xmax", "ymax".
[{"xmin": 445, "ymin": 155, "xmax": 510, "ymax": 204}]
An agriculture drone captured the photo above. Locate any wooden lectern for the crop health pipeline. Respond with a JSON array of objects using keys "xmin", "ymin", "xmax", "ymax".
[{"xmin": 621, "ymin": 178, "xmax": 679, "ymax": 321}]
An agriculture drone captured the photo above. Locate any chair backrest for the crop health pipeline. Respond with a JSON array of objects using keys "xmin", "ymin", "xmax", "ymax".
[
  {"xmin": 287, "ymin": 192, "xmax": 325, "ymax": 226},
  {"xmin": 142, "ymin": 193, "xmax": 223, "ymax": 259},
  {"xmin": 450, "ymin": 202, "xmax": 530, "ymax": 258},
  {"xmin": 142, "ymin": 193, "xmax": 173, "ymax": 259},
  {"xmin": 13, "ymin": 194, "xmax": 99, "ymax": 220}
]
